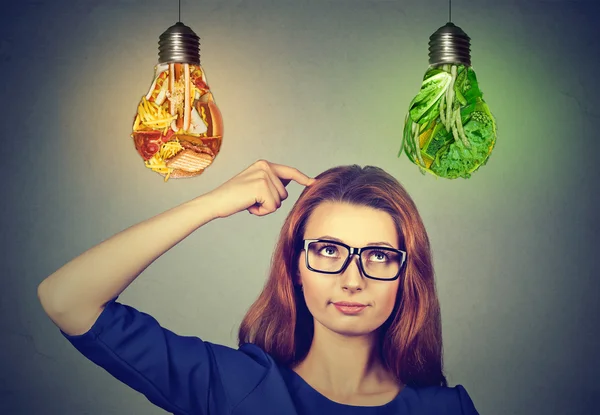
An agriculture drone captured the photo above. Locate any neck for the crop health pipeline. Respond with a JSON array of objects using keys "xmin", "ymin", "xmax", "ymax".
[{"xmin": 293, "ymin": 322, "xmax": 391, "ymax": 398}]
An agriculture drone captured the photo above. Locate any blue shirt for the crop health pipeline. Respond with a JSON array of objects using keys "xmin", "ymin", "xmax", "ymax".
[{"xmin": 61, "ymin": 298, "xmax": 479, "ymax": 415}]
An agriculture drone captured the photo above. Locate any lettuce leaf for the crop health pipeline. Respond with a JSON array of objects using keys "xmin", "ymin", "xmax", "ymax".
[
  {"xmin": 462, "ymin": 67, "xmax": 483, "ymax": 103},
  {"xmin": 408, "ymin": 72, "xmax": 452, "ymax": 123}
]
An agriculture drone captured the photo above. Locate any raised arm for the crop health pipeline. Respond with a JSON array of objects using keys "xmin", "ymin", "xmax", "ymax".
[
  {"xmin": 37, "ymin": 194, "xmax": 217, "ymax": 336},
  {"xmin": 37, "ymin": 160, "xmax": 315, "ymax": 414},
  {"xmin": 37, "ymin": 159, "xmax": 315, "ymax": 336}
]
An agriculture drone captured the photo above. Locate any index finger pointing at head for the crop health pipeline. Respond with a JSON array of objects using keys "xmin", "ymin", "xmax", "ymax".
[{"xmin": 269, "ymin": 163, "xmax": 314, "ymax": 187}]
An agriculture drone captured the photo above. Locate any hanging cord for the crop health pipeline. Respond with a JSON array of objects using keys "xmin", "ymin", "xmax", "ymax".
[
  {"xmin": 179, "ymin": 0, "xmax": 181, "ymax": 22},
  {"xmin": 449, "ymin": 0, "xmax": 452, "ymax": 22}
]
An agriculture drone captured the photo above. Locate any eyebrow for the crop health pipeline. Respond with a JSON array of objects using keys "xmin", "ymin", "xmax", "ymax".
[{"xmin": 315, "ymin": 235, "xmax": 396, "ymax": 249}]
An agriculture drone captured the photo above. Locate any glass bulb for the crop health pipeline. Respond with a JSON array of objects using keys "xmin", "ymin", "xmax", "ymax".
[
  {"xmin": 131, "ymin": 23, "xmax": 223, "ymax": 181},
  {"xmin": 399, "ymin": 23, "xmax": 497, "ymax": 179}
]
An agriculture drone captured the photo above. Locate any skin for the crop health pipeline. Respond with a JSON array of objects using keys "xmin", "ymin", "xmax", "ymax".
[{"xmin": 292, "ymin": 201, "xmax": 403, "ymax": 406}]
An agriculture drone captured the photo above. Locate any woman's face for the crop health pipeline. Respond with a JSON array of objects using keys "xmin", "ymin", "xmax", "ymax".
[{"xmin": 297, "ymin": 201, "xmax": 401, "ymax": 338}]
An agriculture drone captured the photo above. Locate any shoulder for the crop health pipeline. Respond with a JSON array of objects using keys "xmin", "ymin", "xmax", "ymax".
[
  {"xmin": 403, "ymin": 384, "xmax": 479, "ymax": 415},
  {"xmin": 192, "ymin": 341, "xmax": 280, "ymax": 404},
  {"xmin": 61, "ymin": 298, "xmax": 280, "ymax": 413},
  {"xmin": 198, "ymin": 342, "xmax": 290, "ymax": 411},
  {"xmin": 205, "ymin": 341, "xmax": 275, "ymax": 377}
]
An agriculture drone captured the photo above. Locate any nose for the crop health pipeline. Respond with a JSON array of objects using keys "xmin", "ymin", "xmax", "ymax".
[{"xmin": 340, "ymin": 254, "xmax": 365, "ymax": 292}]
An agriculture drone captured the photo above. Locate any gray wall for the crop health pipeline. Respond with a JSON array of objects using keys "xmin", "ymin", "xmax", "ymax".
[{"xmin": 1, "ymin": 0, "xmax": 598, "ymax": 414}]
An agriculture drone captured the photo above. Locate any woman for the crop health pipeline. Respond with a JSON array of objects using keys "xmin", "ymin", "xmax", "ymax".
[{"xmin": 38, "ymin": 160, "xmax": 479, "ymax": 414}]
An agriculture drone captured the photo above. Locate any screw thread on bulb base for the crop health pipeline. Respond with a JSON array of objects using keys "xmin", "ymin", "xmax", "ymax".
[
  {"xmin": 158, "ymin": 22, "xmax": 201, "ymax": 65},
  {"xmin": 428, "ymin": 22, "xmax": 471, "ymax": 67}
]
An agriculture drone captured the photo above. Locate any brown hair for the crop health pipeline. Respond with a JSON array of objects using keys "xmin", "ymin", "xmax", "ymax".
[{"xmin": 238, "ymin": 165, "xmax": 447, "ymax": 387}]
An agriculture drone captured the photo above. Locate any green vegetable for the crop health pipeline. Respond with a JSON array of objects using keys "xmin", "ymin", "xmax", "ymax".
[
  {"xmin": 454, "ymin": 85, "xmax": 467, "ymax": 106},
  {"xmin": 430, "ymin": 99, "xmax": 496, "ymax": 178},
  {"xmin": 408, "ymin": 72, "xmax": 452, "ymax": 123},
  {"xmin": 399, "ymin": 64, "xmax": 497, "ymax": 179},
  {"xmin": 422, "ymin": 122, "xmax": 452, "ymax": 159},
  {"xmin": 462, "ymin": 67, "xmax": 483, "ymax": 104}
]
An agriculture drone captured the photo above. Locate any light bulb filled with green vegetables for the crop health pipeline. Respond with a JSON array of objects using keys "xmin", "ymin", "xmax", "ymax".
[{"xmin": 399, "ymin": 21, "xmax": 497, "ymax": 179}]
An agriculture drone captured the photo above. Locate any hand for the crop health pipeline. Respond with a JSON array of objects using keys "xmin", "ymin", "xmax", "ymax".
[{"xmin": 205, "ymin": 159, "xmax": 315, "ymax": 218}]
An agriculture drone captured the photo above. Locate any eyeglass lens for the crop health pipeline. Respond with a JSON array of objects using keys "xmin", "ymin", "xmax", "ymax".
[{"xmin": 307, "ymin": 241, "xmax": 402, "ymax": 280}]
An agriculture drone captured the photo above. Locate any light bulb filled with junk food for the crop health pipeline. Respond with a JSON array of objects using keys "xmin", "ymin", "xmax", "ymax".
[
  {"xmin": 131, "ymin": 21, "xmax": 223, "ymax": 181},
  {"xmin": 399, "ymin": 21, "xmax": 497, "ymax": 179}
]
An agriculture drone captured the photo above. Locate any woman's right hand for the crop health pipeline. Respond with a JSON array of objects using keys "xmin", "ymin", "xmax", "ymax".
[{"xmin": 205, "ymin": 160, "xmax": 315, "ymax": 218}]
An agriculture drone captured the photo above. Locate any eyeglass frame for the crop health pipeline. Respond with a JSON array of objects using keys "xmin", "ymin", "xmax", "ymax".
[{"xmin": 301, "ymin": 239, "xmax": 407, "ymax": 281}]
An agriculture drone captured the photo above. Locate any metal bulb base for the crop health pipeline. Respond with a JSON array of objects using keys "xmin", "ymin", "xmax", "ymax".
[
  {"xmin": 428, "ymin": 22, "xmax": 471, "ymax": 67},
  {"xmin": 158, "ymin": 22, "xmax": 201, "ymax": 65}
]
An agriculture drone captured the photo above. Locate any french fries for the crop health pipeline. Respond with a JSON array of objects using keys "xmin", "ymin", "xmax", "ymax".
[
  {"xmin": 144, "ymin": 140, "xmax": 185, "ymax": 182},
  {"xmin": 136, "ymin": 97, "xmax": 176, "ymax": 131}
]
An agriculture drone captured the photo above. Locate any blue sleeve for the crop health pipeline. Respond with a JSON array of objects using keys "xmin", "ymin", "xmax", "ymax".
[
  {"xmin": 455, "ymin": 385, "xmax": 479, "ymax": 415},
  {"xmin": 60, "ymin": 297, "xmax": 270, "ymax": 415}
]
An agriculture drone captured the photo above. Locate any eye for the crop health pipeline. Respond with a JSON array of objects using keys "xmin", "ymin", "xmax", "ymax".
[
  {"xmin": 320, "ymin": 245, "xmax": 339, "ymax": 257},
  {"xmin": 368, "ymin": 250, "xmax": 389, "ymax": 262}
]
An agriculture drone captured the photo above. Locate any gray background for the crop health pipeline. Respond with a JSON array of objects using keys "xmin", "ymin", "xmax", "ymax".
[{"xmin": 1, "ymin": 0, "xmax": 599, "ymax": 414}]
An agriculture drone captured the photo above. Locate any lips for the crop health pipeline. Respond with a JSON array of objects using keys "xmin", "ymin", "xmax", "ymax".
[
  {"xmin": 332, "ymin": 301, "xmax": 368, "ymax": 315},
  {"xmin": 333, "ymin": 302, "xmax": 366, "ymax": 307}
]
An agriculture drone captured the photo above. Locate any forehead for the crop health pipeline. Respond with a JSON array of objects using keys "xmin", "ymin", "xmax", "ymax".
[{"xmin": 304, "ymin": 202, "xmax": 399, "ymax": 248}]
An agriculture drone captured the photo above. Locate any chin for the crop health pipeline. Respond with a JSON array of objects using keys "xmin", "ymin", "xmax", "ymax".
[
  {"xmin": 335, "ymin": 328, "xmax": 374, "ymax": 337},
  {"xmin": 324, "ymin": 320, "xmax": 380, "ymax": 337}
]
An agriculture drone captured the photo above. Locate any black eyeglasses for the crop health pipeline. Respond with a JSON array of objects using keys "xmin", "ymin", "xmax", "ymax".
[{"xmin": 301, "ymin": 239, "xmax": 407, "ymax": 281}]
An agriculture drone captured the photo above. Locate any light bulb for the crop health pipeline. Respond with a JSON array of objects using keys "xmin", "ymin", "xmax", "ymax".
[
  {"xmin": 399, "ymin": 22, "xmax": 497, "ymax": 179},
  {"xmin": 131, "ymin": 22, "xmax": 223, "ymax": 181}
]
